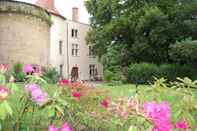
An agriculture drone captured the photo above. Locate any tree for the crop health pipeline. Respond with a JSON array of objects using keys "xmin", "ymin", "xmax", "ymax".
[
  {"xmin": 169, "ymin": 38, "xmax": 197, "ymax": 66},
  {"xmin": 85, "ymin": 0, "xmax": 197, "ymax": 68}
]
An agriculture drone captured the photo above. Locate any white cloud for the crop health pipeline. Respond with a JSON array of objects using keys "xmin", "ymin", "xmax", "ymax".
[{"xmin": 16, "ymin": 0, "xmax": 90, "ymax": 23}]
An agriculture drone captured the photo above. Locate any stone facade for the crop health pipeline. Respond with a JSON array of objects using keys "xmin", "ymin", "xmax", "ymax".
[
  {"xmin": 67, "ymin": 20, "xmax": 103, "ymax": 80},
  {"xmin": 0, "ymin": 0, "xmax": 103, "ymax": 80},
  {"xmin": 0, "ymin": 1, "xmax": 50, "ymax": 66}
]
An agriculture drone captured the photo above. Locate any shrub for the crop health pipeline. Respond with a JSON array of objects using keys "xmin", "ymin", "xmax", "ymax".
[
  {"xmin": 159, "ymin": 64, "xmax": 196, "ymax": 81},
  {"xmin": 127, "ymin": 63, "xmax": 159, "ymax": 84},
  {"xmin": 127, "ymin": 63, "xmax": 197, "ymax": 84},
  {"xmin": 42, "ymin": 66, "xmax": 60, "ymax": 84},
  {"xmin": 104, "ymin": 70, "xmax": 114, "ymax": 82},
  {"xmin": 12, "ymin": 63, "xmax": 25, "ymax": 82},
  {"xmin": 169, "ymin": 38, "xmax": 197, "ymax": 66}
]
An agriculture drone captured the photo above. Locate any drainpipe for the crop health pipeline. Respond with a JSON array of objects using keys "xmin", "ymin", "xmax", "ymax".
[{"xmin": 66, "ymin": 22, "xmax": 70, "ymax": 80}]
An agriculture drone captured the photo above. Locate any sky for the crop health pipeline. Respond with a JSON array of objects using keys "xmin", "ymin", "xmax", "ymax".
[{"xmin": 17, "ymin": 0, "xmax": 90, "ymax": 23}]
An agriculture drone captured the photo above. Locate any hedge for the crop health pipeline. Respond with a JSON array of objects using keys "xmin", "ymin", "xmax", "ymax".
[{"xmin": 127, "ymin": 63, "xmax": 197, "ymax": 84}]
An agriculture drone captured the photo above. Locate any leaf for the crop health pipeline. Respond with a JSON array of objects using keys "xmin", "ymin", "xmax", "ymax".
[
  {"xmin": 3, "ymin": 101, "xmax": 12, "ymax": 115},
  {"xmin": 55, "ymin": 105, "xmax": 64, "ymax": 116},
  {"xmin": 47, "ymin": 107, "xmax": 55, "ymax": 118},
  {"xmin": 128, "ymin": 126, "xmax": 137, "ymax": 131}
]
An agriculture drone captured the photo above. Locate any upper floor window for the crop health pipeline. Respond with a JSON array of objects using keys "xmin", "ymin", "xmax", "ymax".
[
  {"xmin": 71, "ymin": 29, "xmax": 78, "ymax": 38},
  {"xmin": 59, "ymin": 40, "xmax": 63, "ymax": 55},
  {"xmin": 89, "ymin": 46, "xmax": 96, "ymax": 57},
  {"xmin": 72, "ymin": 44, "xmax": 79, "ymax": 56}
]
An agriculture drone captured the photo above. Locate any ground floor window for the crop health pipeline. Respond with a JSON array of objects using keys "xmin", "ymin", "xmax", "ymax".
[
  {"xmin": 60, "ymin": 64, "xmax": 63, "ymax": 77},
  {"xmin": 89, "ymin": 64, "xmax": 98, "ymax": 78}
]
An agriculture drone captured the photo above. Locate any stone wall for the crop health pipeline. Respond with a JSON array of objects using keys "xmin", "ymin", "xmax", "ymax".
[{"xmin": 0, "ymin": 12, "xmax": 50, "ymax": 66}]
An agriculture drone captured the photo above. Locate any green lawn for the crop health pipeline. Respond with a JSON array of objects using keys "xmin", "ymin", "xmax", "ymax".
[
  {"xmin": 97, "ymin": 83, "xmax": 197, "ymax": 98},
  {"xmin": 97, "ymin": 83, "xmax": 150, "ymax": 98}
]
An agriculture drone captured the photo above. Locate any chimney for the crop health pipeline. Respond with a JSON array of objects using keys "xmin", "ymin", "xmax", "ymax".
[{"xmin": 72, "ymin": 7, "xmax": 79, "ymax": 22}]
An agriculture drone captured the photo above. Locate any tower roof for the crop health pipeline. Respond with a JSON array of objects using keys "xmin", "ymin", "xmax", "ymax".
[{"xmin": 35, "ymin": 0, "xmax": 60, "ymax": 16}]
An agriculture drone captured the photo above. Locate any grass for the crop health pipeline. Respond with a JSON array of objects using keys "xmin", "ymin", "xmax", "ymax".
[
  {"xmin": 97, "ymin": 83, "xmax": 150, "ymax": 98},
  {"xmin": 97, "ymin": 82, "xmax": 197, "ymax": 98}
]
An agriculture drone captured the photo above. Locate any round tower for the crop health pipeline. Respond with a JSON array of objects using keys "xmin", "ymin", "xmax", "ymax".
[{"xmin": 0, "ymin": 0, "xmax": 51, "ymax": 66}]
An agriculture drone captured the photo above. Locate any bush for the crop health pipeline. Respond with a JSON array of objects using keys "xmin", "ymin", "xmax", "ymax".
[
  {"xmin": 127, "ymin": 63, "xmax": 197, "ymax": 84},
  {"xmin": 127, "ymin": 63, "xmax": 159, "ymax": 84},
  {"xmin": 12, "ymin": 63, "xmax": 25, "ymax": 82},
  {"xmin": 159, "ymin": 64, "xmax": 196, "ymax": 81},
  {"xmin": 42, "ymin": 66, "xmax": 60, "ymax": 84},
  {"xmin": 169, "ymin": 38, "xmax": 197, "ymax": 66},
  {"xmin": 104, "ymin": 70, "xmax": 114, "ymax": 82}
]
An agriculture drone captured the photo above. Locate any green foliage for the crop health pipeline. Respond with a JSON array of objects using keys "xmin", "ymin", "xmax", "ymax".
[
  {"xmin": 159, "ymin": 64, "xmax": 197, "ymax": 81},
  {"xmin": 85, "ymin": 0, "xmax": 197, "ymax": 68},
  {"xmin": 127, "ymin": 63, "xmax": 159, "ymax": 84},
  {"xmin": 0, "ymin": 70, "xmax": 197, "ymax": 130},
  {"xmin": 104, "ymin": 70, "xmax": 114, "ymax": 82},
  {"xmin": 42, "ymin": 67, "xmax": 60, "ymax": 84},
  {"xmin": 127, "ymin": 63, "xmax": 197, "ymax": 84},
  {"xmin": 138, "ymin": 78, "xmax": 197, "ymax": 128},
  {"xmin": 169, "ymin": 38, "xmax": 197, "ymax": 66},
  {"xmin": 12, "ymin": 63, "xmax": 25, "ymax": 82}
]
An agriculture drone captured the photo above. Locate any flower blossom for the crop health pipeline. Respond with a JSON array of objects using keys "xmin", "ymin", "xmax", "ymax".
[
  {"xmin": 72, "ymin": 91, "xmax": 81, "ymax": 101},
  {"xmin": 58, "ymin": 79, "xmax": 69, "ymax": 86},
  {"xmin": 25, "ymin": 84, "xmax": 48, "ymax": 105},
  {"xmin": 60, "ymin": 122, "xmax": 72, "ymax": 131},
  {"xmin": 101, "ymin": 98, "xmax": 110, "ymax": 108},
  {"xmin": 144, "ymin": 102, "xmax": 172, "ymax": 131},
  {"xmin": 48, "ymin": 124, "xmax": 58, "ymax": 131},
  {"xmin": 0, "ymin": 64, "xmax": 8, "ymax": 74},
  {"xmin": 48, "ymin": 122, "xmax": 72, "ymax": 131},
  {"xmin": 176, "ymin": 120, "xmax": 188, "ymax": 129},
  {"xmin": 0, "ymin": 87, "xmax": 9, "ymax": 100},
  {"xmin": 23, "ymin": 64, "xmax": 34, "ymax": 74}
]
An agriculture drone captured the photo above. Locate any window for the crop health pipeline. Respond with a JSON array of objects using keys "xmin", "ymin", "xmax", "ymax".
[
  {"xmin": 71, "ymin": 29, "xmax": 78, "ymax": 38},
  {"xmin": 72, "ymin": 44, "xmax": 79, "ymax": 56},
  {"xmin": 71, "ymin": 29, "xmax": 75, "ymax": 37},
  {"xmin": 89, "ymin": 46, "xmax": 96, "ymax": 57},
  {"xmin": 75, "ymin": 29, "xmax": 78, "ymax": 38},
  {"xmin": 59, "ymin": 40, "xmax": 63, "ymax": 55},
  {"xmin": 60, "ymin": 64, "xmax": 63, "ymax": 77},
  {"xmin": 89, "ymin": 64, "xmax": 97, "ymax": 77}
]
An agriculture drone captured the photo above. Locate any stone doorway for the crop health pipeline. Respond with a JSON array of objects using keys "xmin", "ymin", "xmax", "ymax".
[{"xmin": 71, "ymin": 66, "xmax": 79, "ymax": 82}]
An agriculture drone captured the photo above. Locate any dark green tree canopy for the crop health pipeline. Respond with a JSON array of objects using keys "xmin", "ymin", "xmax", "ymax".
[{"xmin": 85, "ymin": 0, "xmax": 197, "ymax": 67}]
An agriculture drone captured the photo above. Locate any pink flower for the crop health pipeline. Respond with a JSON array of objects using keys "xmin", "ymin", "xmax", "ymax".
[
  {"xmin": 0, "ymin": 87, "xmax": 9, "ymax": 100},
  {"xmin": 25, "ymin": 84, "xmax": 48, "ymax": 105},
  {"xmin": 60, "ymin": 122, "xmax": 72, "ymax": 131},
  {"xmin": 31, "ymin": 90, "xmax": 48, "ymax": 105},
  {"xmin": 0, "ymin": 64, "xmax": 8, "ymax": 74},
  {"xmin": 144, "ymin": 102, "xmax": 172, "ymax": 131},
  {"xmin": 25, "ymin": 84, "xmax": 39, "ymax": 92},
  {"xmin": 58, "ymin": 79, "xmax": 69, "ymax": 86},
  {"xmin": 48, "ymin": 122, "xmax": 72, "ymax": 131},
  {"xmin": 23, "ymin": 64, "xmax": 34, "ymax": 74},
  {"xmin": 48, "ymin": 124, "xmax": 58, "ymax": 131},
  {"xmin": 72, "ymin": 91, "xmax": 81, "ymax": 100},
  {"xmin": 71, "ymin": 83, "xmax": 79, "ymax": 89},
  {"xmin": 101, "ymin": 98, "xmax": 109, "ymax": 108},
  {"xmin": 176, "ymin": 120, "xmax": 188, "ymax": 129}
]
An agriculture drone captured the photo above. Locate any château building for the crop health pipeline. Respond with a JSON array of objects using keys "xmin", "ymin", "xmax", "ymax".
[{"xmin": 0, "ymin": 0, "xmax": 103, "ymax": 80}]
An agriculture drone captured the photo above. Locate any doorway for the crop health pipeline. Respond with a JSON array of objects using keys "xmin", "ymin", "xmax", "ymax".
[{"xmin": 71, "ymin": 66, "xmax": 79, "ymax": 82}]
